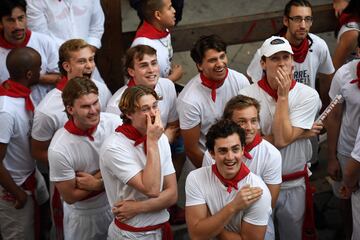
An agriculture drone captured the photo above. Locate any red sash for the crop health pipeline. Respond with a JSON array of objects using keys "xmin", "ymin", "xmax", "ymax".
[
  {"xmin": 258, "ymin": 76, "xmax": 296, "ymax": 101},
  {"xmin": 350, "ymin": 61, "xmax": 360, "ymax": 89},
  {"xmin": 200, "ymin": 69, "xmax": 228, "ymax": 102},
  {"xmin": 115, "ymin": 218, "xmax": 173, "ymax": 240},
  {"xmin": 52, "ymin": 188, "xmax": 64, "ymax": 240},
  {"xmin": 0, "ymin": 80, "xmax": 34, "ymax": 112},
  {"xmin": 212, "ymin": 163, "xmax": 250, "ymax": 193},
  {"xmin": 282, "ymin": 165, "xmax": 317, "ymax": 240},
  {"xmin": 0, "ymin": 30, "xmax": 31, "ymax": 49},
  {"xmin": 135, "ymin": 21, "xmax": 169, "ymax": 39}
]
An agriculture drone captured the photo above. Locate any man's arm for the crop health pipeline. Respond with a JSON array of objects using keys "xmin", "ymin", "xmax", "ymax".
[
  {"xmin": 164, "ymin": 120, "xmax": 179, "ymax": 144},
  {"xmin": 31, "ymin": 139, "xmax": 51, "ymax": 165},
  {"xmin": 332, "ymin": 30, "xmax": 359, "ymax": 71},
  {"xmin": 39, "ymin": 73, "xmax": 61, "ymax": 85},
  {"xmin": 318, "ymin": 73, "xmax": 333, "ymax": 111},
  {"xmin": 87, "ymin": 0, "xmax": 105, "ymax": 49},
  {"xmin": 0, "ymin": 143, "xmax": 28, "ymax": 209},
  {"xmin": 342, "ymin": 158, "xmax": 360, "ymax": 196},
  {"xmin": 181, "ymin": 125, "xmax": 204, "ymax": 168}
]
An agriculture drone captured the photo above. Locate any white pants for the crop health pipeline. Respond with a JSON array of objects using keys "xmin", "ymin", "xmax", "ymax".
[
  {"xmin": 107, "ymin": 221, "xmax": 162, "ymax": 240},
  {"xmin": 264, "ymin": 214, "xmax": 275, "ymax": 240}
]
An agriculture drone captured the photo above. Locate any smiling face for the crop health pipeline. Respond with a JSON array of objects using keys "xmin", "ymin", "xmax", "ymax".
[
  {"xmin": 197, "ymin": 49, "xmax": 228, "ymax": 82},
  {"xmin": 63, "ymin": 47, "xmax": 95, "ymax": 80},
  {"xmin": 284, "ymin": 6, "xmax": 312, "ymax": 44},
  {"xmin": 210, "ymin": 133, "xmax": 244, "ymax": 180},
  {"xmin": 128, "ymin": 53, "xmax": 160, "ymax": 89},
  {"xmin": 0, "ymin": 7, "xmax": 27, "ymax": 45},
  {"xmin": 231, "ymin": 106, "xmax": 259, "ymax": 145}
]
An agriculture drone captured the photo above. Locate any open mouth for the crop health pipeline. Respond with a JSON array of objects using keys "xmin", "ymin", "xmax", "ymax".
[
  {"xmin": 83, "ymin": 72, "xmax": 92, "ymax": 79},
  {"xmin": 224, "ymin": 161, "xmax": 237, "ymax": 167}
]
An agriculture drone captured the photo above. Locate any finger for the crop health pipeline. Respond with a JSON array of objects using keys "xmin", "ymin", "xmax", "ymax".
[{"xmin": 146, "ymin": 113, "xmax": 152, "ymax": 126}]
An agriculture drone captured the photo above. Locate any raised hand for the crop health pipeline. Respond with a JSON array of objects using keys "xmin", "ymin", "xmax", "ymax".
[
  {"xmin": 146, "ymin": 109, "xmax": 164, "ymax": 142},
  {"xmin": 230, "ymin": 184, "xmax": 263, "ymax": 211}
]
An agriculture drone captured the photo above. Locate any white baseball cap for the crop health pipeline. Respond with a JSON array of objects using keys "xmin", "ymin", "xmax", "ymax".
[{"xmin": 260, "ymin": 36, "xmax": 294, "ymax": 57}]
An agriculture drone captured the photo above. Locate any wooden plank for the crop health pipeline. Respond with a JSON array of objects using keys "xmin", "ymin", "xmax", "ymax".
[
  {"xmin": 122, "ymin": 4, "xmax": 336, "ymax": 52},
  {"xmin": 97, "ymin": 0, "xmax": 124, "ymax": 93}
]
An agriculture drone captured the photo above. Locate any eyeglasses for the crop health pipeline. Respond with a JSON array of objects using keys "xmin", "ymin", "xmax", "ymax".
[
  {"xmin": 288, "ymin": 16, "xmax": 313, "ymax": 24},
  {"xmin": 137, "ymin": 101, "xmax": 159, "ymax": 114}
]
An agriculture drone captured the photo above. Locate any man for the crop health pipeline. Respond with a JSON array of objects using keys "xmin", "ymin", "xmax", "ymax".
[
  {"xmin": 48, "ymin": 77, "xmax": 121, "ymax": 240},
  {"xmin": 0, "ymin": 0, "xmax": 60, "ymax": 105},
  {"xmin": 247, "ymin": 0, "xmax": 334, "ymax": 106},
  {"xmin": 327, "ymin": 34, "xmax": 360, "ymax": 239},
  {"xmin": 240, "ymin": 36, "xmax": 321, "ymax": 240},
  {"xmin": 177, "ymin": 34, "xmax": 249, "ymax": 169},
  {"xmin": 185, "ymin": 119, "xmax": 272, "ymax": 240},
  {"xmin": 26, "ymin": 0, "xmax": 106, "ymax": 83},
  {"xmin": 0, "ymin": 47, "xmax": 48, "ymax": 240},
  {"xmin": 202, "ymin": 95, "xmax": 282, "ymax": 239},
  {"xmin": 100, "ymin": 86, "xmax": 177, "ymax": 239},
  {"xmin": 131, "ymin": 0, "xmax": 183, "ymax": 82},
  {"xmin": 31, "ymin": 39, "xmax": 112, "ymax": 165}
]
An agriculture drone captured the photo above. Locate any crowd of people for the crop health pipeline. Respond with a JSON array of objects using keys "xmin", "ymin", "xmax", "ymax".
[{"xmin": 0, "ymin": 0, "xmax": 359, "ymax": 239}]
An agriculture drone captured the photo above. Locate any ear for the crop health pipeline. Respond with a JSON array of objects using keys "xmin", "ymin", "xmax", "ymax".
[
  {"xmin": 196, "ymin": 63, "xmax": 203, "ymax": 72},
  {"xmin": 62, "ymin": 61, "xmax": 71, "ymax": 73},
  {"xmin": 260, "ymin": 58, "xmax": 266, "ymax": 71},
  {"xmin": 127, "ymin": 67, "xmax": 135, "ymax": 78},
  {"xmin": 154, "ymin": 10, "xmax": 162, "ymax": 21},
  {"xmin": 66, "ymin": 105, "xmax": 74, "ymax": 116},
  {"xmin": 283, "ymin": 16, "xmax": 289, "ymax": 28},
  {"xmin": 26, "ymin": 70, "xmax": 33, "ymax": 80},
  {"xmin": 209, "ymin": 150, "xmax": 215, "ymax": 159}
]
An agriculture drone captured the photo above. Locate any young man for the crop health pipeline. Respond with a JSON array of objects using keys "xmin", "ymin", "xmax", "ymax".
[
  {"xmin": 247, "ymin": 0, "xmax": 334, "ymax": 106},
  {"xmin": 327, "ymin": 34, "xmax": 360, "ymax": 239},
  {"xmin": 240, "ymin": 36, "xmax": 321, "ymax": 240},
  {"xmin": 48, "ymin": 77, "xmax": 121, "ymax": 240},
  {"xmin": 185, "ymin": 119, "xmax": 272, "ymax": 240},
  {"xmin": 177, "ymin": 34, "xmax": 250, "ymax": 169},
  {"xmin": 131, "ymin": 0, "xmax": 183, "ymax": 82},
  {"xmin": 0, "ymin": 47, "xmax": 48, "ymax": 240},
  {"xmin": 0, "ymin": 0, "xmax": 60, "ymax": 104},
  {"xmin": 100, "ymin": 86, "xmax": 177, "ymax": 239}
]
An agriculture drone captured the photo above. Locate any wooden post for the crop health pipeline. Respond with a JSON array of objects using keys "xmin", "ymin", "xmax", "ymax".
[{"xmin": 97, "ymin": 0, "xmax": 124, "ymax": 93}]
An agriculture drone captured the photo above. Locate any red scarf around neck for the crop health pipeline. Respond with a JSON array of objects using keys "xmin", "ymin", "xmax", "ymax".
[
  {"xmin": 0, "ymin": 80, "xmax": 34, "ymax": 111},
  {"xmin": 0, "ymin": 29, "xmax": 31, "ymax": 49},
  {"xmin": 56, "ymin": 76, "xmax": 69, "ymax": 91},
  {"xmin": 116, "ymin": 124, "xmax": 147, "ymax": 154},
  {"xmin": 135, "ymin": 21, "xmax": 169, "ymax": 40},
  {"xmin": 350, "ymin": 61, "xmax": 360, "ymax": 89},
  {"xmin": 64, "ymin": 119, "xmax": 97, "ymax": 141},
  {"xmin": 211, "ymin": 163, "xmax": 250, "ymax": 193},
  {"xmin": 127, "ymin": 78, "xmax": 136, "ymax": 87},
  {"xmin": 200, "ymin": 69, "xmax": 228, "ymax": 102},
  {"xmin": 258, "ymin": 76, "xmax": 296, "ymax": 101},
  {"xmin": 339, "ymin": 13, "xmax": 360, "ymax": 28},
  {"xmin": 244, "ymin": 134, "xmax": 263, "ymax": 160},
  {"xmin": 291, "ymin": 38, "xmax": 309, "ymax": 63}
]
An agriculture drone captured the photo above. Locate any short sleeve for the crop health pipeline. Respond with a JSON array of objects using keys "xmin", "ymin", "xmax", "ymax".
[
  {"xmin": 0, "ymin": 111, "xmax": 14, "ymax": 144},
  {"xmin": 177, "ymin": 100, "xmax": 201, "ymax": 130},
  {"xmin": 185, "ymin": 171, "xmax": 206, "ymax": 206},
  {"xmin": 48, "ymin": 148, "xmax": 75, "ymax": 182},
  {"xmin": 31, "ymin": 111, "xmax": 57, "ymax": 141}
]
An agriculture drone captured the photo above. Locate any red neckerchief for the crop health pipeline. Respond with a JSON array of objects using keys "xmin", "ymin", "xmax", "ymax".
[
  {"xmin": 0, "ymin": 29, "xmax": 31, "ymax": 49},
  {"xmin": 64, "ymin": 119, "xmax": 97, "ymax": 141},
  {"xmin": 127, "ymin": 78, "xmax": 136, "ymax": 87},
  {"xmin": 135, "ymin": 21, "xmax": 169, "ymax": 39},
  {"xmin": 56, "ymin": 76, "xmax": 69, "ymax": 91},
  {"xmin": 211, "ymin": 163, "xmax": 250, "ymax": 193},
  {"xmin": 115, "ymin": 124, "xmax": 147, "ymax": 154},
  {"xmin": 244, "ymin": 134, "xmax": 262, "ymax": 160},
  {"xmin": 350, "ymin": 62, "xmax": 360, "ymax": 89},
  {"xmin": 0, "ymin": 80, "xmax": 34, "ymax": 111},
  {"xmin": 339, "ymin": 13, "xmax": 360, "ymax": 28},
  {"xmin": 290, "ymin": 38, "xmax": 309, "ymax": 63},
  {"xmin": 200, "ymin": 69, "xmax": 228, "ymax": 102},
  {"xmin": 258, "ymin": 76, "xmax": 296, "ymax": 101}
]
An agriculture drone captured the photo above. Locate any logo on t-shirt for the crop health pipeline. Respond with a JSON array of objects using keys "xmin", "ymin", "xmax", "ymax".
[{"xmin": 294, "ymin": 69, "xmax": 310, "ymax": 86}]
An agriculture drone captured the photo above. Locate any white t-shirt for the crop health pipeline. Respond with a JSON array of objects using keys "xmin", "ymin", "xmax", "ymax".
[
  {"xmin": 48, "ymin": 112, "xmax": 121, "ymax": 210},
  {"xmin": 31, "ymin": 81, "xmax": 112, "ymax": 142},
  {"xmin": 329, "ymin": 59, "xmax": 360, "ymax": 157},
  {"xmin": 0, "ymin": 96, "xmax": 35, "ymax": 185},
  {"xmin": 202, "ymin": 139, "xmax": 282, "ymax": 185},
  {"xmin": 177, "ymin": 69, "xmax": 250, "ymax": 153},
  {"xmin": 131, "ymin": 34, "xmax": 173, "ymax": 78},
  {"xmin": 240, "ymin": 83, "xmax": 321, "ymax": 188},
  {"xmin": 99, "ymin": 133, "xmax": 175, "ymax": 227},
  {"xmin": 26, "ymin": 0, "xmax": 104, "ymax": 49},
  {"xmin": 0, "ymin": 31, "xmax": 59, "ymax": 105},
  {"xmin": 247, "ymin": 33, "xmax": 335, "ymax": 89},
  {"xmin": 106, "ymin": 77, "xmax": 178, "ymax": 126},
  {"xmin": 185, "ymin": 166, "xmax": 272, "ymax": 232},
  {"xmin": 337, "ymin": 22, "xmax": 360, "ymax": 62}
]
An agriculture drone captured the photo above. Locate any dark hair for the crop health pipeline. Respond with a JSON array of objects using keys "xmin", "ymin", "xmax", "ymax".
[
  {"xmin": 205, "ymin": 119, "xmax": 246, "ymax": 152},
  {"xmin": 119, "ymin": 85, "xmax": 160, "ymax": 124},
  {"xmin": 140, "ymin": 0, "xmax": 165, "ymax": 23},
  {"xmin": 190, "ymin": 34, "xmax": 227, "ymax": 64},
  {"xmin": 6, "ymin": 47, "xmax": 40, "ymax": 80},
  {"xmin": 284, "ymin": 0, "xmax": 312, "ymax": 17},
  {"xmin": 124, "ymin": 45, "xmax": 157, "ymax": 78},
  {"xmin": 0, "ymin": 0, "xmax": 26, "ymax": 20},
  {"xmin": 342, "ymin": 0, "xmax": 360, "ymax": 18},
  {"xmin": 223, "ymin": 95, "xmax": 261, "ymax": 121}
]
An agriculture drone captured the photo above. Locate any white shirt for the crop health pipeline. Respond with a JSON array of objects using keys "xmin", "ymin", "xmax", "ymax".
[
  {"xmin": 32, "ymin": 80, "xmax": 112, "ymax": 142},
  {"xmin": 202, "ymin": 139, "xmax": 282, "ymax": 185},
  {"xmin": 0, "ymin": 31, "xmax": 59, "ymax": 105},
  {"xmin": 131, "ymin": 34, "xmax": 173, "ymax": 78},
  {"xmin": 247, "ymin": 33, "xmax": 335, "ymax": 89},
  {"xmin": 240, "ymin": 83, "xmax": 321, "ymax": 188},
  {"xmin": 48, "ymin": 112, "xmax": 121, "ymax": 210},
  {"xmin": 26, "ymin": 0, "xmax": 104, "ymax": 49},
  {"xmin": 0, "ymin": 96, "xmax": 35, "ymax": 185},
  {"xmin": 329, "ymin": 59, "xmax": 360, "ymax": 157},
  {"xmin": 100, "ymin": 133, "xmax": 175, "ymax": 227},
  {"xmin": 106, "ymin": 77, "xmax": 178, "ymax": 126},
  {"xmin": 186, "ymin": 166, "xmax": 272, "ymax": 232}
]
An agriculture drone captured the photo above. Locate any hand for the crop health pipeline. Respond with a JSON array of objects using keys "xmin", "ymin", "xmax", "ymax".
[
  {"xmin": 309, "ymin": 122, "xmax": 324, "ymax": 137},
  {"xmin": 275, "ymin": 67, "xmax": 292, "ymax": 99},
  {"xmin": 333, "ymin": 0, "xmax": 348, "ymax": 17},
  {"xmin": 168, "ymin": 64, "xmax": 183, "ymax": 82},
  {"xmin": 112, "ymin": 200, "xmax": 139, "ymax": 222},
  {"xmin": 146, "ymin": 110, "xmax": 164, "ymax": 142},
  {"xmin": 230, "ymin": 185, "xmax": 263, "ymax": 211},
  {"xmin": 339, "ymin": 185, "xmax": 353, "ymax": 199},
  {"xmin": 327, "ymin": 156, "xmax": 342, "ymax": 181},
  {"xmin": 76, "ymin": 172, "xmax": 103, "ymax": 191},
  {"xmin": 164, "ymin": 125, "xmax": 179, "ymax": 144},
  {"xmin": 14, "ymin": 189, "xmax": 28, "ymax": 209}
]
